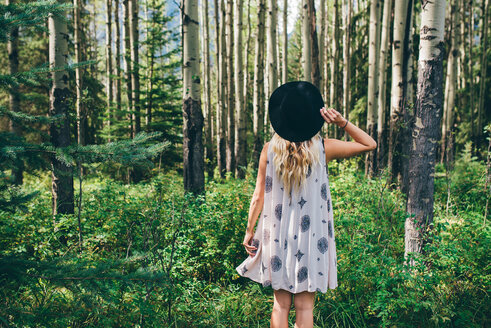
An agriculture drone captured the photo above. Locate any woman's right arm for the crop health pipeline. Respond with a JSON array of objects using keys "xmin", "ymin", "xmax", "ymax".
[{"xmin": 320, "ymin": 107, "xmax": 377, "ymax": 163}]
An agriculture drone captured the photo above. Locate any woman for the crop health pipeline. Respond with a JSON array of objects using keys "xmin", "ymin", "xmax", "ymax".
[{"xmin": 236, "ymin": 81, "xmax": 377, "ymax": 328}]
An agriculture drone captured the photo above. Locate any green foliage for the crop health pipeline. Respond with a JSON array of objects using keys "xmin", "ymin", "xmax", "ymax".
[
  {"xmin": 434, "ymin": 141, "xmax": 487, "ymax": 214},
  {"xmin": 1, "ymin": 156, "xmax": 488, "ymax": 327}
]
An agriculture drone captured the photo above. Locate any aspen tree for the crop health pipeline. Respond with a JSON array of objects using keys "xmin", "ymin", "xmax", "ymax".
[
  {"xmin": 106, "ymin": 0, "xmax": 113, "ymax": 140},
  {"xmin": 123, "ymin": 0, "xmax": 133, "ymax": 137},
  {"xmin": 405, "ymin": 0, "xmax": 446, "ymax": 269},
  {"xmin": 225, "ymin": 0, "xmax": 235, "ymax": 174},
  {"xmin": 182, "ymin": 0, "xmax": 205, "ymax": 193},
  {"xmin": 49, "ymin": 2, "xmax": 74, "ymax": 216},
  {"xmin": 253, "ymin": 0, "xmax": 266, "ymax": 168},
  {"xmin": 215, "ymin": 0, "xmax": 227, "ymax": 177},
  {"xmin": 441, "ymin": 0, "xmax": 461, "ymax": 165},
  {"xmin": 129, "ymin": 0, "xmax": 140, "ymax": 135},
  {"xmin": 389, "ymin": 0, "xmax": 413, "ymax": 183},
  {"xmin": 330, "ymin": 0, "xmax": 340, "ymax": 111},
  {"xmin": 376, "ymin": 0, "xmax": 392, "ymax": 171},
  {"xmin": 114, "ymin": 0, "xmax": 122, "ymax": 117},
  {"xmin": 282, "ymin": 0, "xmax": 287, "ymax": 84},
  {"xmin": 202, "ymin": 0, "xmax": 213, "ymax": 177},
  {"xmin": 235, "ymin": 0, "xmax": 247, "ymax": 178},
  {"xmin": 302, "ymin": 0, "xmax": 312, "ymax": 82},
  {"xmin": 366, "ymin": 0, "xmax": 380, "ymax": 177},
  {"xmin": 342, "ymin": 0, "xmax": 352, "ymax": 141},
  {"xmin": 267, "ymin": 0, "xmax": 278, "ymax": 92}
]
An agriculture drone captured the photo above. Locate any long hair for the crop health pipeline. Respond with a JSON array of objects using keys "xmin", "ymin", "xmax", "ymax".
[{"xmin": 270, "ymin": 132, "xmax": 321, "ymax": 198}]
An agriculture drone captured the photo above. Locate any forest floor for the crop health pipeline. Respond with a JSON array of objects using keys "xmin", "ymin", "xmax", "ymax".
[{"xmin": 0, "ymin": 151, "xmax": 489, "ymax": 327}]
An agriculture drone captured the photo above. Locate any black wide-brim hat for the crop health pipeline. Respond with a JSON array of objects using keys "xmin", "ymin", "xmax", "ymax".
[{"xmin": 268, "ymin": 81, "xmax": 325, "ymax": 142}]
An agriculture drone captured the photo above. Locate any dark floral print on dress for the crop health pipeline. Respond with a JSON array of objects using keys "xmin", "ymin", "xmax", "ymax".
[
  {"xmin": 321, "ymin": 183, "xmax": 328, "ymax": 200},
  {"xmin": 297, "ymin": 266, "xmax": 308, "ymax": 283},
  {"xmin": 271, "ymin": 255, "xmax": 282, "ymax": 272},
  {"xmin": 265, "ymin": 175, "xmax": 273, "ymax": 193},
  {"xmin": 300, "ymin": 215, "xmax": 311, "ymax": 232},
  {"xmin": 317, "ymin": 237, "xmax": 328, "ymax": 253},
  {"xmin": 274, "ymin": 204, "xmax": 282, "ymax": 220}
]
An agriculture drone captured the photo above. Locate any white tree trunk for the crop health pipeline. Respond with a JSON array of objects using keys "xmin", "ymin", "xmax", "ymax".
[
  {"xmin": 330, "ymin": 0, "xmax": 340, "ymax": 111},
  {"xmin": 441, "ymin": 0, "xmax": 461, "ymax": 164},
  {"xmin": 202, "ymin": 0, "xmax": 213, "ymax": 177},
  {"xmin": 234, "ymin": 0, "xmax": 246, "ymax": 178},
  {"xmin": 405, "ymin": 0, "xmax": 446, "ymax": 269},
  {"xmin": 319, "ymin": 0, "xmax": 326, "ymax": 93},
  {"xmin": 49, "ymin": 3, "xmax": 74, "ymax": 215},
  {"xmin": 388, "ymin": 0, "xmax": 411, "ymax": 179},
  {"xmin": 282, "ymin": 0, "xmax": 288, "ymax": 84},
  {"xmin": 129, "ymin": 0, "xmax": 140, "ymax": 135},
  {"xmin": 225, "ymin": 0, "xmax": 235, "ymax": 174},
  {"xmin": 376, "ymin": 0, "xmax": 392, "ymax": 170},
  {"xmin": 253, "ymin": 0, "xmax": 266, "ymax": 167},
  {"xmin": 342, "ymin": 0, "xmax": 352, "ymax": 141},
  {"xmin": 182, "ymin": 0, "xmax": 204, "ymax": 193},
  {"xmin": 366, "ymin": 0, "xmax": 381, "ymax": 176},
  {"xmin": 267, "ymin": 0, "xmax": 278, "ymax": 92},
  {"xmin": 106, "ymin": 0, "xmax": 113, "ymax": 140}
]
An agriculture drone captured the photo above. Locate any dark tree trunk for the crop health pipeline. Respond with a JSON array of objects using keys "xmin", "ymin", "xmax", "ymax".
[
  {"xmin": 308, "ymin": 0, "xmax": 320, "ymax": 88},
  {"xmin": 7, "ymin": 0, "xmax": 23, "ymax": 185},
  {"xmin": 183, "ymin": 99, "xmax": 205, "ymax": 194}
]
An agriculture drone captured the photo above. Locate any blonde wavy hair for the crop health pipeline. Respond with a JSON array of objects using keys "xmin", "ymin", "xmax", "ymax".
[{"xmin": 270, "ymin": 132, "xmax": 321, "ymax": 198}]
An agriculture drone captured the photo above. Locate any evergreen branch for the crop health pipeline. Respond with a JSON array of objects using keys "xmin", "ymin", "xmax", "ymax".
[{"xmin": 0, "ymin": 1, "xmax": 71, "ymax": 42}]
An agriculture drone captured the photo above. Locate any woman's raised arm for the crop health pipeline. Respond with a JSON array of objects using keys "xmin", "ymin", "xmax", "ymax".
[{"xmin": 320, "ymin": 107, "xmax": 377, "ymax": 163}]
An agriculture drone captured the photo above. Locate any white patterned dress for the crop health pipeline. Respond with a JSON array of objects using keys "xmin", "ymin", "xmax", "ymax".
[{"xmin": 236, "ymin": 134, "xmax": 338, "ymax": 293}]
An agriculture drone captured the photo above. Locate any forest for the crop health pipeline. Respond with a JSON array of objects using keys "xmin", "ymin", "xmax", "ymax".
[{"xmin": 0, "ymin": 0, "xmax": 489, "ymax": 327}]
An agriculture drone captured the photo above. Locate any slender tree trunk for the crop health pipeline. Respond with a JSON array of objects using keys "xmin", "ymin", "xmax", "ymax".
[
  {"xmin": 129, "ymin": 0, "xmax": 140, "ymax": 135},
  {"xmin": 309, "ymin": 0, "xmax": 320, "ymax": 88},
  {"xmin": 342, "ymin": 0, "xmax": 352, "ymax": 141},
  {"xmin": 182, "ymin": 0, "xmax": 204, "ymax": 194},
  {"xmin": 144, "ymin": 0, "xmax": 153, "ymax": 130},
  {"xmin": 216, "ymin": 0, "xmax": 227, "ymax": 178},
  {"xmin": 441, "ymin": 0, "xmax": 460, "ymax": 165},
  {"xmin": 330, "ymin": 0, "xmax": 340, "ymax": 111},
  {"xmin": 405, "ymin": 0, "xmax": 445, "ymax": 269},
  {"xmin": 376, "ymin": 0, "xmax": 392, "ymax": 172},
  {"xmin": 123, "ymin": 0, "xmax": 133, "ymax": 137},
  {"xmin": 6, "ymin": 0, "xmax": 23, "ymax": 185},
  {"xmin": 49, "ymin": 5, "xmax": 74, "ymax": 217},
  {"xmin": 477, "ymin": 0, "xmax": 489, "ymax": 147},
  {"xmin": 302, "ymin": 0, "xmax": 312, "ymax": 82},
  {"xmin": 225, "ymin": 0, "xmax": 235, "ymax": 174},
  {"xmin": 389, "ymin": 0, "xmax": 412, "ymax": 185},
  {"xmin": 106, "ymin": 0, "xmax": 113, "ymax": 140},
  {"xmin": 469, "ymin": 0, "xmax": 476, "ymax": 147},
  {"xmin": 253, "ymin": 0, "xmax": 266, "ymax": 168},
  {"xmin": 267, "ymin": 0, "xmax": 278, "ymax": 93},
  {"xmin": 319, "ymin": 0, "xmax": 326, "ymax": 93},
  {"xmin": 282, "ymin": 0, "xmax": 287, "ymax": 84},
  {"xmin": 114, "ymin": 0, "xmax": 122, "ymax": 118},
  {"xmin": 74, "ymin": 0, "xmax": 84, "ymax": 146},
  {"xmin": 234, "ymin": 0, "xmax": 246, "ymax": 178},
  {"xmin": 366, "ymin": 0, "xmax": 381, "ymax": 177},
  {"xmin": 203, "ymin": 0, "xmax": 213, "ymax": 178},
  {"xmin": 400, "ymin": 0, "xmax": 415, "ymax": 198},
  {"xmin": 244, "ymin": 0, "xmax": 252, "ymax": 102}
]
